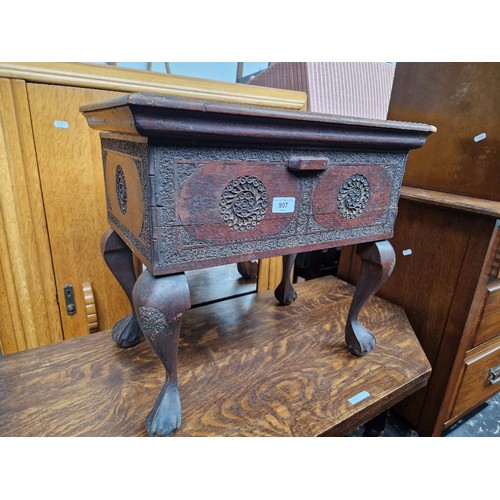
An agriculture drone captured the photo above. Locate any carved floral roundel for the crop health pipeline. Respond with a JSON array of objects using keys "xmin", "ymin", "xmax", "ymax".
[
  {"xmin": 337, "ymin": 174, "xmax": 371, "ymax": 219},
  {"xmin": 220, "ymin": 175, "xmax": 269, "ymax": 231}
]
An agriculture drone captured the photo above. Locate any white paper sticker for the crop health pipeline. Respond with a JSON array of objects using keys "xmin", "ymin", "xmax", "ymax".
[
  {"xmin": 54, "ymin": 120, "xmax": 69, "ymax": 129},
  {"xmin": 272, "ymin": 197, "xmax": 295, "ymax": 213},
  {"xmin": 402, "ymin": 249, "xmax": 412, "ymax": 256},
  {"xmin": 474, "ymin": 132, "xmax": 486, "ymax": 142},
  {"xmin": 348, "ymin": 391, "xmax": 371, "ymax": 405}
]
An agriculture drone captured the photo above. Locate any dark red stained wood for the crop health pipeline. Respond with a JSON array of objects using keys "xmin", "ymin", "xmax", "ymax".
[
  {"xmin": 177, "ymin": 161, "xmax": 300, "ymax": 244},
  {"xmin": 312, "ymin": 164, "xmax": 392, "ymax": 230},
  {"xmin": 0, "ymin": 276, "xmax": 431, "ymax": 437},
  {"xmin": 345, "ymin": 240, "xmax": 396, "ymax": 357},
  {"xmin": 84, "ymin": 94, "xmax": 435, "ymax": 278},
  {"xmin": 78, "ymin": 93, "xmax": 436, "ymax": 437},
  {"xmin": 119, "ymin": 220, "xmax": 395, "ymax": 277},
  {"xmin": 132, "ymin": 270, "xmax": 191, "ymax": 437},
  {"xmin": 274, "ymin": 253, "xmax": 298, "ymax": 306},
  {"xmin": 288, "ymin": 157, "xmax": 329, "ymax": 171},
  {"xmin": 81, "ymin": 93, "xmax": 435, "ymax": 150},
  {"xmin": 100, "ymin": 228, "xmax": 141, "ymax": 348}
]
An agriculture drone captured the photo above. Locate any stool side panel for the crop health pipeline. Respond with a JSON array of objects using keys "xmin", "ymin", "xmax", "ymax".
[{"xmin": 101, "ymin": 136, "xmax": 154, "ymax": 269}]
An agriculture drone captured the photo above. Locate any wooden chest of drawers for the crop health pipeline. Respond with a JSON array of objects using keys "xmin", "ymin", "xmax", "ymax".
[
  {"xmin": 81, "ymin": 93, "xmax": 434, "ymax": 436},
  {"xmin": 339, "ymin": 187, "xmax": 500, "ymax": 436}
]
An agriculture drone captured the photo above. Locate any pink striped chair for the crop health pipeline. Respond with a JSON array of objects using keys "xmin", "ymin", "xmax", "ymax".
[{"xmin": 248, "ymin": 62, "xmax": 395, "ymax": 119}]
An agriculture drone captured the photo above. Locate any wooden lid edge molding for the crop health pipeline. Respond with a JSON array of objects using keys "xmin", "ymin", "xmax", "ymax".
[{"xmin": 81, "ymin": 93, "xmax": 436, "ymax": 151}]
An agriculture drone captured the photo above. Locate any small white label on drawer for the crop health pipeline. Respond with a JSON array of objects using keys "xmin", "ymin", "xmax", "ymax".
[
  {"xmin": 348, "ymin": 391, "xmax": 371, "ymax": 405},
  {"xmin": 54, "ymin": 120, "xmax": 69, "ymax": 129},
  {"xmin": 272, "ymin": 197, "xmax": 295, "ymax": 213},
  {"xmin": 402, "ymin": 249, "xmax": 413, "ymax": 256}
]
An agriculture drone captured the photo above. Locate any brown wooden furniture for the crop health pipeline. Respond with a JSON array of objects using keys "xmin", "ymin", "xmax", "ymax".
[
  {"xmin": 387, "ymin": 62, "xmax": 499, "ymax": 202},
  {"xmin": 337, "ymin": 62, "xmax": 500, "ymax": 437},
  {"xmin": 339, "ymin": 187, "xmax": 500, "ymax": 436},
  {"xmin": 0, "ymin": 276, "xmax": 431, "ymax": 437},
  {"xmin": 81, "ymin": 93, "xmax": 434, "ymax": 436},
  {"xmin": 0, "ymin": 62, "xmax": 306, "ymax": 355}
]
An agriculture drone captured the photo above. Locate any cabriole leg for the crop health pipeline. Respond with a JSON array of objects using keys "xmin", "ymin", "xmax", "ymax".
[
  {"xmin": 274, "ymin": 253, "xmax": 298, "ymax": 305},
  {"xmin": 345, "ymin": 240, "xmax": 396, "ymax": 356},
  {"xmin": 100, "ymin": 228, "xmax": 142, "ymax": 347},
  {"xmin": 133, "ymin": 269, "xmax": 191, "ymax": 437}
]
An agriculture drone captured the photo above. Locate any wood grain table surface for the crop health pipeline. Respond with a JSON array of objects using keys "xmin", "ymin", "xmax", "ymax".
[{"xmin": 0, "ymin": 276, "xmax": 430, "ymax": 437}]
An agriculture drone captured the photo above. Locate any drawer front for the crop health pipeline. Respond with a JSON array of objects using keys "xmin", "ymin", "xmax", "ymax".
[
  {"xmin": 102, "ymin": 141, "xmax": 407, "ymax": 274},
  {"xmin": 451, "ymin": 336, "xmax": 500, "ymax": 420},
  {"xmin": 474, "ymin": 280, "xmax": 500, "ymax": 346},
  {"xmin": 177, "ymin": 162, "xmax": 393, "ymax": 245},
  {"xmin": 154, "ymin": 147, "xmax": 406, "ymax": 275}
]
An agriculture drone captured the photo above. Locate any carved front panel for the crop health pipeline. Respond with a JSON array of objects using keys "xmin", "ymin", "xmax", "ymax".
[{"xmin": 150, "ymin": 145, "xmax": 406, "ymax": 275}]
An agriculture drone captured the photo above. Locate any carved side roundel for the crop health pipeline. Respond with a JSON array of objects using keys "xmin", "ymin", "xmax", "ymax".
[
  {"xmin": 220, "ymin": 175, "xmax": 268, "ymax": 231},
  {"xmin": 337, "ymin": 174, "xmax": 370, "ymax": 219},
  {"xmin": 115, "ymin": 165, "xmax": 128, "ymax": 214}
]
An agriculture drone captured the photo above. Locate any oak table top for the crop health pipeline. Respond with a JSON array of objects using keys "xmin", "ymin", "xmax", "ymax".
[{"xmin": 0, "ymin": 277, "xmax": 431, "ymax": 437}]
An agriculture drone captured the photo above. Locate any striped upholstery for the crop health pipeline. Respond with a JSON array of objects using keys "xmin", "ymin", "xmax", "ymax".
[{"xmin": 248, "ymin": 62, "xmax": 395, "ymax": 119}]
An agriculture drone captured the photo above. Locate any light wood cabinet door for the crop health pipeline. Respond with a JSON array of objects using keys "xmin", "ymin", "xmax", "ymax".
[
  {"xmin": 0, "ymin": 78, "xmax": 63, "ymax": 353},
  {"xmin": 0, "ymin": 65, "xmax": 307, "ymax": 353},
  {"xmin": 27, "ymin": 84, "xmax": 132, "ymax": 340}
]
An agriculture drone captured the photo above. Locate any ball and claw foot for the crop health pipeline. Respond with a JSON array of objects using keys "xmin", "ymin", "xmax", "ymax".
[
  {"xmin": 111, "ymin": 313, "xmax": 142, "ymax": 348},
  {"xmin": 146, "ymin": 382, "xmax": 182, "ymax": 437},
  {"xmin": 345, "ymin": 320, "xmax": 376, "ymax": 357},
  {"xmin": 344, "ymin": 240, "xmax": 396, "ymax": 357},
  {"xmin": 274, "ymin": 283, "xmax": 297, "ymax": 306},
  {"xmin": 275, "ymin": 253, "xmax": 298, "ymax": 306}
]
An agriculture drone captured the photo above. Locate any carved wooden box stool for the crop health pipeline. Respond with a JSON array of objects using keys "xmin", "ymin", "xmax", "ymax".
[{"xmin": 81, "ymin": 94, "xmax": 435, "ymax": 436}]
